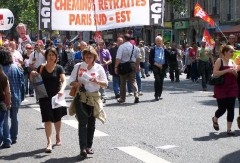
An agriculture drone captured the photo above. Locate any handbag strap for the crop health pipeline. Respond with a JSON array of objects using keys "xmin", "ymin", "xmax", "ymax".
[
  {"xmin": 220, "ymin": 59, "xmax": 223, "ymax": 70},
  {"xmin": 39, "ymin": 64, "xmax": 45, "ymax": 74},
  {"xmin": 75, "ymin": 64, "xmax": 81, "ymax": 82},
  {"xmin": 129, "ymin": 45, "xmax": 134, "ymax": 61}
]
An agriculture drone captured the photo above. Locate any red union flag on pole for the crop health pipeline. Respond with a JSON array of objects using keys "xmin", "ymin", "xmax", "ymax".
[
  {"xmin": 202, "ymin": 29, "xmax": 215, "ymax": 49},
  {"xmin": 194, "ymin": 3, "xmax": 215, "ymax": 27}
]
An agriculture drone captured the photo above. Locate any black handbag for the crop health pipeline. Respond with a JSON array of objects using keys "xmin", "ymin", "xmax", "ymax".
[
  {"xmin": 118, "ymin": 45, "xmax": 134, "ymax": 75},
  {"xmin": 208, "ymin": 59, "xmax": 224, "ymax": 86}
]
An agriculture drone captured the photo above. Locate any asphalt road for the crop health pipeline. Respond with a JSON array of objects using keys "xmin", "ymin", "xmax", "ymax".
[{"xmin": 1, "ymin": 73, "xmax": 240, "ymax": 163}]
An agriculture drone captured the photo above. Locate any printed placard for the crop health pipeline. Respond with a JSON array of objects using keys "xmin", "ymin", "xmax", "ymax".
[{"xmin": 39, "ymin": 0, "xmax": 164, "ymax": 31}]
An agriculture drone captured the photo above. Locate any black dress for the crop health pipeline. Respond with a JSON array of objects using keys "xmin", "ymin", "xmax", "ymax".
[{"xmin": 37, "ymin": 64, "xmax": 67, "ymax": 122}]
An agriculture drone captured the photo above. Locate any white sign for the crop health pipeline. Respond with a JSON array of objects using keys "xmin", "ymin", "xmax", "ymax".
[
  {"xmin": 0, "ymin": 9, "xmax": 14, "ymax": 30},
  {"xmin": 39, "ymin": 0, "xmax": 165, "ymax": 31}
]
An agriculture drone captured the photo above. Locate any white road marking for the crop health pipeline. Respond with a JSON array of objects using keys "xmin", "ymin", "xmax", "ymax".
[
  {"xmin": 156, "ymin": 145, "xmax": 178, "ymax": 150},
  {"xmin": 62, "ymin": 120, "xmax": 109, "ymax": 137},
  {"xmin": 118, "ymin": 146, "xmax": 171, "ymax": 163}
]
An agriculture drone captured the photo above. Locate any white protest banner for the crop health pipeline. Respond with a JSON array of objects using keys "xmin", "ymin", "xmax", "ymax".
[
  {"xmin": 39, "ymin": 0, "xmax": 164, "ymax": 31},
  {"xmin": 0, "ymin": 9, "xmax": 14, "ymax": 30}
]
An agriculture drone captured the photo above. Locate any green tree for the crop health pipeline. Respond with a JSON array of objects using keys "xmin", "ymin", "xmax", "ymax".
[
  {"xmin": 0, "ymin": 0, "xmax": 38, "ymax": 39},
  {"xmin": 166, "ymin": 0, "xmax": 186, "ymax": 13}
]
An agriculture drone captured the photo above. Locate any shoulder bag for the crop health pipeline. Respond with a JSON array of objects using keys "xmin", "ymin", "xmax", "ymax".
[
  {"xmin": 208, "ymin": 59, "xmax": 224, "ymax": 86},
  {"xmin": 69, "ymin": 64, "xmax": 81, "ymax": 97},
  {"xmin": 32, "ymin": 64, "xmax": 48, "ymax": 99},
  {"xmin": 118, "ymin": 45, "xmax": 134, "ymax": 75}
]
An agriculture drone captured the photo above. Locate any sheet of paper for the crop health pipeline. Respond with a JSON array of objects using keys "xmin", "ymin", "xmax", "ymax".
[{"xmin": 51, "ymin": 94, "xmax": 67, "ymax": 109}]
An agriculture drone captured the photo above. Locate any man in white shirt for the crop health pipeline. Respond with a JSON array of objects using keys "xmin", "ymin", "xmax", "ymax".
[
  {"xmin": 114, "ymin": 34, "xmax": 141, "ymax": 103},
  {"xmin": 9, "ymin": 41, "xmax": 23, "ymax": 67},
  {"xmin": 29, "ymin": 40, "xmax": 46, "ymax": 70}
]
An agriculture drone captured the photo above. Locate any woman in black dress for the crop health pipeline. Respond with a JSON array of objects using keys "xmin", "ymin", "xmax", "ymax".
[{"xmin": 31, "ymin": 48, "xmax": 67, "ymax": 153}]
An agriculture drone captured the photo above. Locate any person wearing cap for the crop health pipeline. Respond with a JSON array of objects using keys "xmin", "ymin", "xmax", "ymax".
[
  {"xmin": 197, "ymin": 41, "xmax": 214, "ymax": 91},
  {"xmin": 29, "ymin": 40, "xmax": 46, "ymax": 71},
  {"xmin": 22, "ymin": 44, "xmax": 34, "ymax": 97},
  {"xmin": 115, "ymin": 34, "xmax": 140, "ymax": 103}
]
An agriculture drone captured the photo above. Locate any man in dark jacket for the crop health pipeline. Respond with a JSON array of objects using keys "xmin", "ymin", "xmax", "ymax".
[
  {"xmin": 168, "ymin": 42, "xmax": 180, "ymax": 82},
  {"xmin": 149, "ymin": 36, "xmax": 168, "ymax": 101},
  {"xmin": 109, "ymin": 37, "xmax": 123, "ymax": 98}
]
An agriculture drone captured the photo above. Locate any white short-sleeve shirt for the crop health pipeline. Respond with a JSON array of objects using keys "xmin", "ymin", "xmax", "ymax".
[
  {"xmin": 69, "ymin": 62, "xmax": 108, "ymax": 92},
  {"xmin": 116, "ymin": 42, "xmax": 140, "ymax": 63},
  {"xmin": 28, "ymin": 51, "xmax": 46, "ymax": 68}
]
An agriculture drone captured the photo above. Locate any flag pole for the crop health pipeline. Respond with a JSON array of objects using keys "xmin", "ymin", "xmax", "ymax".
[
  {"xmin": 214, "ymin": 24, "xmax": 228, "ymax": 43},
  {"xmin": 93, "ymin": 0, "xmax": 98, "ymax": 33}
]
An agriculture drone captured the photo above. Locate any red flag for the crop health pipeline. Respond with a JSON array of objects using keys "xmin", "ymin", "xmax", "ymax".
[
  {"xmin": 194, "ymin": 3, "xmax": 215, "ymax": 27},
  {"xmin": 202, "ymin": 29, "xmax": 215, "ymax": 49}
]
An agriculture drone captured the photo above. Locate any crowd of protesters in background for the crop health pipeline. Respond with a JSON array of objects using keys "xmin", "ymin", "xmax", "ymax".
[{"xmin": 1, "ymin": 31, "xmax": 240, "ymax": 152}]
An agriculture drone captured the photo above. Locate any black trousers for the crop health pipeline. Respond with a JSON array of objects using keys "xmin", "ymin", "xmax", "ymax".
[
  {"xmin": 168, "ymin": 62, "xmax": 179, "ymax": 81},
  {"xmin": 76, "ymin": 100, "xmax": 96, "ymax": 150},
  {"xmin": 215, "ymin": 97, "xmax": 236, "ymax": 122},
  {"xmin": 152, "ymin": 65, "xmax": 165, "ymax": 97}
]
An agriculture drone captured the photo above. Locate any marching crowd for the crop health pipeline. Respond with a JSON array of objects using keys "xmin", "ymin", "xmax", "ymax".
[{"xmin": 1, "ymin": 30, "xmax": 240, "ymax": 159}]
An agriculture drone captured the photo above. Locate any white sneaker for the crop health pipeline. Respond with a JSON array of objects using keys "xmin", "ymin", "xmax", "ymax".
[{"xmin": 139, "ymin": 91, "xmax": 143, "ymax": 96}]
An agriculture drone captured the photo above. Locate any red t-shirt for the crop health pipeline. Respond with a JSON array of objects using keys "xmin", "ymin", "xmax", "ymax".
[{"xmin": 189, "ymin": 48, "xmax": 197, "ymax": 58}]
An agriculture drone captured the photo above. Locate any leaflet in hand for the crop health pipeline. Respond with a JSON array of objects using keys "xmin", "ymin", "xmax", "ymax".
[
  {"xmin": 82, "ymin": 72, "xmax": 92, "ymax": 81},
  {"xmin": 51, "ymin": 94, "xmax": 67, "ymax": 109}
]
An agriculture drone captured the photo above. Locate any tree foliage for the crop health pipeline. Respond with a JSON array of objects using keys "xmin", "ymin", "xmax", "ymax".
[
  {"xmin": 0, "ymin": 0, "xmax": 38, "ymax": 39},
  {"xmin": 166, "ymin": 0, "xmax": 186, "ymax": 13}
]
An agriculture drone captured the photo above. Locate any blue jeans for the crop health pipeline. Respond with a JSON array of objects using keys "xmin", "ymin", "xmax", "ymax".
[
  {"xmin": 3, "ymin": 106, "xmax": 19, "ymax": 143},
  {"xmin": 3, "ymin": 111, "xmax": 11, "ymax": 145},
  {"xmin": 0, "ymin": 110, "xmax": 7, "ymax": 145},
  {"xmin": 127, "ymin": 71, "xmax": 142, "ymax": 92},
  {"xmin": 24, "ymin": 74, "xmax": 34, "ymax": 95},
  {"xmin": 112, "ymin": 75, "xmax": 120, "ymax": 96}
]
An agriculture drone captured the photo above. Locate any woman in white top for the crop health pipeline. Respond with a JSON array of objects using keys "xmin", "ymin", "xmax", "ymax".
[{"xmin": 69, "ymin": 46, "xmax": 108, "ymax": 159}]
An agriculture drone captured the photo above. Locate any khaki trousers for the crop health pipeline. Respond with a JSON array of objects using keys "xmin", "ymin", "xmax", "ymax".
[{"xmin": 119, "ymin": 63, "xmax": 138, "ymax": 101}]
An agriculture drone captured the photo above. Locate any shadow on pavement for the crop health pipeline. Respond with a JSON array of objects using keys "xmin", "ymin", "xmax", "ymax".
[
  {"xmin": 192, "ymin": 130, "xmax": 240, "ymax": 141},
  {"xmin": 219, "ymin": 150, "xmax": 240, "ymax": 163},
  {"xmin": 42, "ymin": 155, "xmax": 91, "ymax": 163},
  {"xmin": 0, "ymin": 148, "xmax": 47, "ymax": 160}
]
